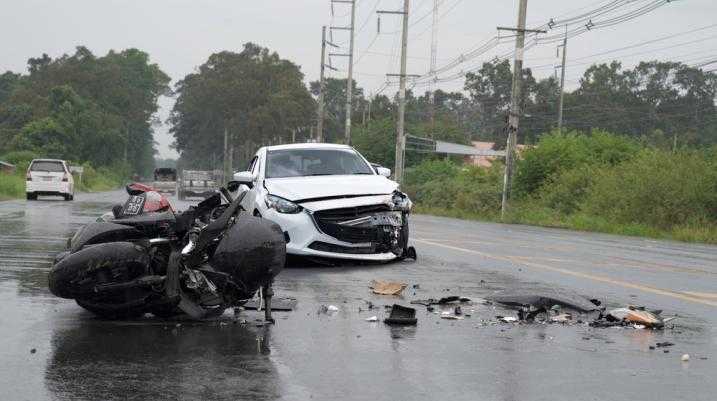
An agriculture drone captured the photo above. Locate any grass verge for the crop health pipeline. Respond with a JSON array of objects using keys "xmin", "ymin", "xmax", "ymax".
[{"xmin": 414, "ymin": 204, "xmax": 717, "ymax": 245}]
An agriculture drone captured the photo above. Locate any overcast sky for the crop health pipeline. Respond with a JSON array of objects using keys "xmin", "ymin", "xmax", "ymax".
[{"xmin": 2, "ymin": 0, "xmax": 716, "ymax": 159}]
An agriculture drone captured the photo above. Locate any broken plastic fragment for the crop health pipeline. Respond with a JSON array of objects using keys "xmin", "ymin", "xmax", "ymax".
[
  {"xmin": 384, "ymin": 304, "xmax": 417, "ymax": 325},
  {"xmin": 550, "ymin": 313, "xmax": 572, "ymax": 323},
  {"xmin": 370, "ymin": 280, "xmax": 407, "ymax": 295},
  {"xmin": 365, "ymin": 316, "xmax": 378, "ymax": 322},
  {"xmin": 327, "ymin": 305, "xmax": 339, "ymax": 312},
  {"xmin": 681, "ymin": 354, "xmax": 690, "ymax": 362},
  {"xmin": 607, "ymin": 307, "xmax": 664, "ymax": 328},
  {"xmin": 496, "ymin": 316, "xmax": 518, "ymax": 323}
]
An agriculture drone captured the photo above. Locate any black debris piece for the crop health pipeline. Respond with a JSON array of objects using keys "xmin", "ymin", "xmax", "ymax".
[
  {"xmin": 384, "ymin": 304, "xmax": 417, "ymax": 325},
  {"xmin": 412, "ymin": 284, "xmax": 420, "ymax": 289},
  {"xmin": 403, "ymin": 246, "xmax": 417, "ymax": 260},
  {"xmin": 455, "ymin": 306, "xmax": 462, "ymax": 315},
  {"xmin": 488, "ymin": 290, "xmax": 601, "ymax": 313},
  {"xmin": 655, "ymin": 342, "xmax": 674, "ymax": 348},
  {"xmin": 438, "ymin": 296, "xmax": 460, "ymax": 304}
]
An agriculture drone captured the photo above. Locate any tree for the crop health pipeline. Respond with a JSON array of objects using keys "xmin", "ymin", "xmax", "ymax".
[
  {"xmin": 170, "ymin": 43, "xmax": 315, "ymax": 169},
  {"xmin": 0, "ymin": 46, "xmax": 170, "ymax": 176},
  {"xmin": 309, "ymin": 77, "xmax": 365, "ymax": 143},
  {"xmin": 464, "ymin": 60, "xmax": 537, "ymax": 147}
]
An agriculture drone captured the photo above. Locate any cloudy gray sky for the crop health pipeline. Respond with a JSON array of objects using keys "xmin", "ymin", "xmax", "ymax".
[{"xmin": 2, "ymin": 0, "xmax": 716, "ymax": 159}]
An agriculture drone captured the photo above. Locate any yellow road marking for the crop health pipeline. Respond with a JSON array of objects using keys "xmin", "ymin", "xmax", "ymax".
[{"xmin": 413, "ymin": 238, "xmax": 717, "ymax": 307}]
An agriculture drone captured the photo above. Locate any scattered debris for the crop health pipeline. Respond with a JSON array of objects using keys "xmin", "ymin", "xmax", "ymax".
[
  {"xmin": 384, "ymin": 304, "xmax": 417, "ymax": 325},
  {"xmin": 30, "ymin": 348, "xmax": 36, "ymax": 354},
  {"xmin": 244, "ymin": 297, "xmax": 297, "ymax": 311},
  {"xmin": 454, "ymin": 306, "xmax": 462, "ymax": 315},
  {"xmin": 681, "ymin": 354, "xmax": 690, "ymax": 362},
  {"xmin": 551, "ymin": 313, "xmax": 573, "ymax": 323},
  {"xmin": 655, "ymin": 342, "xmax": 674, "ymax": 348},
  {"xmin": 318, "ymin": 305, "xmax": 339, "ymax": 314},
  {"xmin": 411, "ymin": 296, "xmax": 471, "ymax": 306},
  {"xmin": 606, "ymin": 306, "xmax": 666, "ymax": 328},
  {"xmin": 365, "ymin": 316, "xmax": 378, "ymax": 322},
  {"xmin": 370, "ymin": 280, "xmax": 407, "ymax": 295},
  {"xmin": 488, "ymin": 290, "xmax": 602, "ymax": 313},
  {"xmin": 496, "ymin": 316, "xmax": 518, "ymax": 323},
  {"xmin": 441, "ymin": 315, "xmax": 464, "ymax": 320},
  {"xmin": 412, "ymin": 284, "xmax": 420, "ymax": 289}
]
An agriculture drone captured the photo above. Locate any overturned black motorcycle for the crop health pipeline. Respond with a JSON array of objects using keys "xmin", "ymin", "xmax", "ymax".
[{"xmin": 48, "ymin": 182, "xmax": 285, "ymax": 321}]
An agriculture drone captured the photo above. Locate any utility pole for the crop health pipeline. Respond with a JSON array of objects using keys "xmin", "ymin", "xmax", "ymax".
[
  {"xmin": 499, "ymin": 0, "xmax": 544, "ymax": 218},
  {"xmin": 379, "ymin": 1, "xmax": 411, "ymax": 184},
  {"xmin": 223, "ymin": 125, "xmax": 231, "ymax": 184},
  {"xmin": 557, "ymin": 25, "xmax": 567, "ymax": 132},
  {"xmin": 330, "ymin": 0, "xmax": 356, "ymax": 144},
  {"xmin": 317, "ymin": 26, "xmax": 327, "ymax": 142},
  {"xmin": 428, "ymin": 0, "xmax": 439, "ymax": 129}
]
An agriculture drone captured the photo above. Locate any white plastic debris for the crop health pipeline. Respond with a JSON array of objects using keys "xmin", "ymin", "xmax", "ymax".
[
  {"xmin": 498, "ymin": 316, "xmax": 518, "ymax": 323},
  {"xmin": 327, "ymin": 305, "xmax": 339, "ymax": 312},
  {"xmin": 681, "ymin": 354, "xmax": 690, "ymax": 362},
  {"xmin": 365, "ymin": 316, "xmax": 378, "ymax": 322},
  {"xmin": 441, "ymin": 315, "xmax": 464, "ymax": 320}
]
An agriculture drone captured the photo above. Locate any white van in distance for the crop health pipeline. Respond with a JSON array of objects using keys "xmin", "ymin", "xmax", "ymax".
[{"xmin": 26, "ymin": 159, "xmax": 75, "ymax": 201}]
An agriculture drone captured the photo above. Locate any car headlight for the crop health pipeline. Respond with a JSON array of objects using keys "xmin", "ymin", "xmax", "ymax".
[
  {"xmin": 392, "ymin": 191, "xmax": 412, "ymax": 211},
  {"xmin": 265, "ymin": 194, "xmax": 302, "ymax": 214}
]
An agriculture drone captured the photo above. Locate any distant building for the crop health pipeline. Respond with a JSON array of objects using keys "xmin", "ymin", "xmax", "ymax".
[{"xmin": 464, "ymin": 141, "xmax": 528, "ymax": 167}]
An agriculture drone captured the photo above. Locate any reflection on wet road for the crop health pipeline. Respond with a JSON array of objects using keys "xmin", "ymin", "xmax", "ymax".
[{"xmin": 1, "ymin": 191, "xmax": 716, "ymax": 401}]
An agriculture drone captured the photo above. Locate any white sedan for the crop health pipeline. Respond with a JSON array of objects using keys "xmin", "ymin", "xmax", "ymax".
[{"xmin": 233, "ymin": 143, "xmax": 413, "ymax": 261}]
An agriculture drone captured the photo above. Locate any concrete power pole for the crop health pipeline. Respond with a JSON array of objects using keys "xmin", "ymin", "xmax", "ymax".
[
  {"xmin": 557, "ymin": 25, "xmax": 568, "ymax": 132},
  {"xmin": 223, "ymin": 125, "xmax": 231, "ymax": 184},
  {"xmin": 317, "ymin": 26, "xmax": 327, "ymax": 142},
  {"xmin": 344, "ymin": 0, "xmax": 357, "ymax": 144},
  {"xmin": 499, "ymin": 0, "xmax": 543, "ymax": 218},
  {"xmin": 428, "ymin": 0, "xmax": 439, "ymax": 129},
  {"xmin": 330, "ymin": 0, "xmax": 356, "ymax": 145},
  {"xmin": 378, "ymin": 1, "xmax": 410, "ymax": 184}
]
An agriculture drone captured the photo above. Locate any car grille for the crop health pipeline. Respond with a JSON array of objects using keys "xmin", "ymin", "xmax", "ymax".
[
  {"xmin": 308, "ymin": 241, "xmax": 376, "ymax": 254},
  {"xmin": 312, "ymin": 204, "xmax": 391, "ymax": 244}
]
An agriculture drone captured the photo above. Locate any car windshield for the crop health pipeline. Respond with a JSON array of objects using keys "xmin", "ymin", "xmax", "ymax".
[
  {"xmin": 30, "ymin": 161, "xmax": 64, "ymax": 172},
  {"xmin": 266, "ymin": 148, "xmax": 373, "ymax": 178}
]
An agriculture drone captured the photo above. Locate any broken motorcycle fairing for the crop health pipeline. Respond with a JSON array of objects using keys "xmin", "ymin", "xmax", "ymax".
[{"xmin": 48, "ymin": 183, "xmax": 285, "ymax": 320}]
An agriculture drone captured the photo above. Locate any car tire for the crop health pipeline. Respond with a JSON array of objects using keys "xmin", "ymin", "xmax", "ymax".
[
  {"xmin": 26, "ymin": 193, "xmax": 36, "ymax": 201},
  {"xmin": 63, "ymin": 194, "xmax": 72, "ymax": 201}
]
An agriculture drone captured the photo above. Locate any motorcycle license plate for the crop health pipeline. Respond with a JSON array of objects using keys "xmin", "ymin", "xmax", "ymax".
[{"xmin": 123, "ymin": 195, "xmax": 146, "ymax": 216}]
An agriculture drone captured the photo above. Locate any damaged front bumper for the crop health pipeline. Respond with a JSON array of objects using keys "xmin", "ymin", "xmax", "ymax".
[{"xmin": 268, "ymin": 193, "xmax": 411, "ymax": 261}]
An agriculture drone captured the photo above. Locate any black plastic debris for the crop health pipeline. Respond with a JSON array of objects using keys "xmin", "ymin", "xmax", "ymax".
[
  {"xmin": 488, "ymin": 290, "xmax": 602, "ymax": 313},
  {"xmin": 655, "ymin": 341, "xmax": 674, "ymax": 348},
  {"xmin": 384, "ymin": 304, "xmax": 417, "ymax": 325},
  {"xmin": 403, "ymin": 246, "xmax": 417, "ymax": 260},
  {"xmin": 411, "ymin": 296, "xmax": 472, "ymax": 306}
]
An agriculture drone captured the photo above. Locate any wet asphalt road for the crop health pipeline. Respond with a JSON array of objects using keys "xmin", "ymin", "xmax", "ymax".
[{"xmin": 1, "ymin": 190, "xmax": 716, "ymax": 401}]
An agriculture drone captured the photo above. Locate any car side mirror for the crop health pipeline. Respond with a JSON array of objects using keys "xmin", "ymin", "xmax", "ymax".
[
  {"xmin": 233, "ymin": 171, "xmax": 254, "ymax": 189},
  {"xmin": 375, "ymin": 166, "xmax": 391, "ymax": 178}
]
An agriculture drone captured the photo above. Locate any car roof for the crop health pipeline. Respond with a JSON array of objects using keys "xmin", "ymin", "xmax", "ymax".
[
  {"xmin": 31, "ymin": 159, "xmax": 66, "ymax": 163},
  {"xmin": 262, "ymin": 143, "xmax": 353, "ymax": 152}
]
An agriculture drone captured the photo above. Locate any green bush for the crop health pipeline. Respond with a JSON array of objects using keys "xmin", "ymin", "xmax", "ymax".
[
  {"xmin": 582, "ymin": 149, "xmax": 717, "ymax": 228},
  {"xmin": 536, "ymin": 165, "xmax": 597, "ymax": 215},
  {"xmin": 405, "ymin": 160, "xmax": 503, "ymax": 216},
  {"xmin": 515, "ymin": 130, "xmax": 640, "ymax": 196}
]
